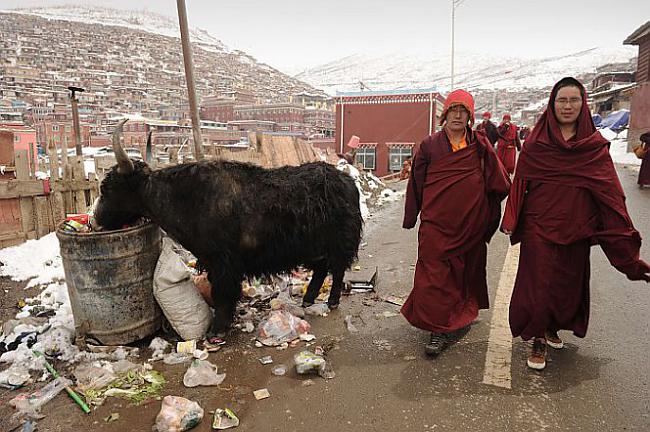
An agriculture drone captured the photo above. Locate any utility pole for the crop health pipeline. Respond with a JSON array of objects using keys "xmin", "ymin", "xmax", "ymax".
[
  {"xmin": 68, "ymin": 86, "xmax": 85, "ymax": 156},
  {"xmin": 176, "ymin": 0, "xmax": 204, "ymax": 160},
  {"xmin": 451, "ymin": 0, "xmax": 467, "ymax": 90}
]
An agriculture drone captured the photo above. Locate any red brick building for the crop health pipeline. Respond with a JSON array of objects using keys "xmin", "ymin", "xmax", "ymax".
[
  {"xmin": 624, "ymin": 21, "xmax": 650, "ymax": 147},
  {"xmin": 0, "ymin": 124, "xmax": 38, "ymax": 174},
  {"xmin": 335, "ymin": 89, "xmax": 445, "ymax": 177},
  {"xmin": 35, "ymin": 120, "xmax": 92, "ymax": 150}
]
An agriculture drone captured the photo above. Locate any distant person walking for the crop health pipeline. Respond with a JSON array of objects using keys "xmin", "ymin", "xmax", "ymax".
[
  {"xmin": 496, "ymin": 114, "xmax": 521, "ymax": 174},
  {"xmin": 476, "ymin": 111, "xmax": 499, "ymax": 146}
]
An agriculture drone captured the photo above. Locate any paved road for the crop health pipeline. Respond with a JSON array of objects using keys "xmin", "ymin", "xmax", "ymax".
[{"xmin": 3, "ymin": 165, "xmax": 648, "ymax": 432}]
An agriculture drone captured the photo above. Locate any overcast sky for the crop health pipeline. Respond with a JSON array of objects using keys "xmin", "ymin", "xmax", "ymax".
[{"xmin": 2, "ymin": 0, "xmax": 648, "ymax": 72}]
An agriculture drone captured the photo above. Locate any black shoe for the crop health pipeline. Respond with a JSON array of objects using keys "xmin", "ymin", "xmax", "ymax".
[
  {"xmin": 447, "ymin": 324, "xmax": 471, "ymax": 343},
  {"xmin": 425, "ymin": 333, "xmax": 448, "ymax": 356}
]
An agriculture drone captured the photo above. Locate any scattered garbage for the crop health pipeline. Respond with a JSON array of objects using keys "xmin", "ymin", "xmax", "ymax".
[
  {"xmin": 104, "ymin": 412, "xmax": 120, "ymax": 423},
  {"xmin": 294, "ymin": 350, "xmax": 326, "ymax": 375},
  {"xmin": 21, "ymin": 420, "xmax": 36, "ymax": 432},
  {"xmin": 176, "ymin": 340, "xmax": 197, "ymax": 354},
  {"xmin": 73, "ymin": 364, "xmax": 117, "ymax": 393},
  {"xmin": 299, "ymin": 333, "xmax": 316, "ymax": 342},
  {"xmin": 304, "ymin": 304, "xmax": 329, "ymax": 316},
  {"xmin": 183, "ymin": 359, "xmax": 226, "ymax": 388},
  {"xmin": 154, "ymin": 395, "xmax": 204, "ymax": 432},
  {"xmin": 149, "ymin": 337, "xmax": 171, "ymax": 361},
  {"xmin": 377, "ymin": 311, "xmax": 400, "ymax": 318},
  {"xmin": 258, "ymin": 356, "xmax": 273, "ymax": 365},
  {"xmin": 344, "ymin": 315, "xmax": 359, "ymax": 333},
  {"xmin": 346, "ymin": 267, "xmax": 378, "ymax": 293},
  {"xmin": 257, "ymin": 310, "xmax": 310, "ymax": 347},
  {"xmin": 271, "ymin": 364, "xmax": 287, "ymax": 376},
  {"xmin": 83, "ymin": 364, "xmax": 166, "ymax": 406},
  {"xmin": 163, "ymin": 352, "xmax": 192, "ymax": 365},
  {"xmin": 253, "ymin": 388, "xmax": 270, "ymax": 400},
  {"xmin": 240, "ymin": 321, "xmax": 255, "ymax": 333},
  {"xmin": 34, "ymin": 350, "xmax": 90, "ymax": 414},
  {"xmin": 373, "ymin": 339, "xmax": 392, "ymax": 351},
  {"xmin": 0, "ymin": 364, "xmax": 31, "ymax": 389},
  {"xmin": 212, "ymin": 408, "xmax": 239, "ymax": 429},
  {"xmin": 382, "ymin": 295, "xmax": 405, "ymax": 306},
  {"xmin": 9, "ymin": 377, "xmax": 71, "ymax": 417}
]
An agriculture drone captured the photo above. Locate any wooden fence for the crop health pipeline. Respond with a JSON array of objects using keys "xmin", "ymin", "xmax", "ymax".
[{"xmin": 0, "ymin": 146, "xmax": 99, "ymax": 248}]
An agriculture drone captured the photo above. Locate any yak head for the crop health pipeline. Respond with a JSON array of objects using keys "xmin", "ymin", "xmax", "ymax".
[{"xmin": 94, "ymin": 119, "xmax": 152, "ymax": 230}]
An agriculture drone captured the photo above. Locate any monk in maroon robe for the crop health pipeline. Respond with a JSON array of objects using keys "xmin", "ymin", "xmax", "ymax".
[
  {"xmin": 476, "ymin": 111, "xmax": 499, "ymax": 146},
  {"xmin": 496, "ymin": 114, "xmax": 521, "ymax": 175},
  {"xmin": 402, "ymin": 89, "xmax": 511, "ymax": 356},
  {"xmin": 637, "ymin": 132, "xmax": 650, "ymax": 187},
  {"xmin": 501, "ymin": 77, "xmax": 650, "ymax": 371}
]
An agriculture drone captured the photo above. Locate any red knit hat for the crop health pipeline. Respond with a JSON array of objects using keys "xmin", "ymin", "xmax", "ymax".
[
  {"xmin": 440, "ymin": 89, "xmax": 475, "ymax": 126},
  {"xmin": 502, "ymin": 113, "xmax": 512, "ymax": 121},
  {"xmin": 482, "ymin": 111, "xmax": 491, "ymax": 119}
]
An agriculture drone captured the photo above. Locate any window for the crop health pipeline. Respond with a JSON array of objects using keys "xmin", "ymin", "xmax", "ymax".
[
  {"xmin": 389, "ymin": 147, "xmax": 413, "ymax": 172},
  {"xmin": 65, "ymin": 125, "xmax": 71, "ymax": 132},
  {"xmin": 14, "ymin": 134, "xmax": 20, "ymax": 143},
  {"xmin": 357, "ymin": 147, "xmax": 376, "ymax": 170},
  {"xmin": 52, "ymin": 124, "xmax": 59, "ymax": 131}
]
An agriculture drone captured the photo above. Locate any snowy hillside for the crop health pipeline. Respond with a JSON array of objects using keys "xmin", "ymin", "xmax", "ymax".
[
  {"xmin": 2, "ymin": 5, "xmax": 228, "ymax": 51},
  {"xmin": 297, "ymin": 46, "xmax": 638, "ymax": 94}
]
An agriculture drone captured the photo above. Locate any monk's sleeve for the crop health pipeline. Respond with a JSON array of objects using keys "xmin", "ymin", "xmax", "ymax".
[
  {"xmin": 595, "ymin": 203, "xmax": 650, "ymax": 282},
  {"xmin": 403, "ymin": 139, "xmax": 429, "ymax": 229},
  {"xmin": 482, "ymin": 141, "xmax": 511, "ymax": 241},
  {"xmin": 500, "ymin": 177, "xmax": 526, "ymax": 235},
  {"xmin": 515, "ymin": 133, "xmax": 522, "ymax": 151}
]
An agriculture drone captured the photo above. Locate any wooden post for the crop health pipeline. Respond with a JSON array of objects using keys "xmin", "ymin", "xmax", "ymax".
[
  {"xmin": 47, "ymin": 141, "xmax": 60, "ymax": 181},
  {"xmin": 15, "ymin": 150, "xmax": 36, "ymax": 239},
  {"xmin": 176, "ymin": 0, "xmax": 204, "ymax": 161}
]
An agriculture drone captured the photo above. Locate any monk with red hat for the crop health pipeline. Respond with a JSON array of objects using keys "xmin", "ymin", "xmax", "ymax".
[
  {"xmin": 501, "ymin": 77, "xmax": 650, "ymax": 371},
  {"xmin": 496, "ymin": 114, "xmax": 521, "ymax": 175},
  {"xmin": 402, "ymin": 89, "xmax": 511, "ymax": 356},
  {"xmin": 476, "ymin": 111, "xmax": 499, "ymax": 146}
]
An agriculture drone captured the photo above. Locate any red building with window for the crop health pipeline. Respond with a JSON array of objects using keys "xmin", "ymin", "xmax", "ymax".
[
  {"xmin": 335, "ymin": 89, "xmax": 445, "ymax": 177},
  {"xmin": 624, "ymin": 21, "xmax": 650, "ymax": 147}
]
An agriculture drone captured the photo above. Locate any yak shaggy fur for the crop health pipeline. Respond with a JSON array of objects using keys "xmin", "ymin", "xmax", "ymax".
[{"xmin": 95, "ymin": 159, "xmax": 363, "ymax": 333}]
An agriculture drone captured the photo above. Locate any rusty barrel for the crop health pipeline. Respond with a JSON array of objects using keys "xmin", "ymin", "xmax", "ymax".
[{"xmin": 56, "ymin": 222, "xmax": 162, "ymax": 345}]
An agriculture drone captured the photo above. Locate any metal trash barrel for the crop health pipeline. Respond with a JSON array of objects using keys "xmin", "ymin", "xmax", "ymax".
[{"xmin": 57, "ymin": 222, "xmax": 162, "ymax": 345}]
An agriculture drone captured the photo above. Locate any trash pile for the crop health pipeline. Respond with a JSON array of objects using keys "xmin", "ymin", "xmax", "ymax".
[
  {"xmin": 0, "ymin": 221, "xmax": 347, "ymax": 431},
  {"xmin": 336, "ymin": 159, "xmax": 402, "ymax": 218}
]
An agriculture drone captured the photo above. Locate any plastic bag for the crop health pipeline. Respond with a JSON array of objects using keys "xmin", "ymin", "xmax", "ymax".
[
  {"xmin": 154, "ymin": 395, "xmax": 204, "ymax": 432},
  {"xmin": 73, "ymin": 365, "xmax": 117, "ymax": 392},
  {"xmin": 154, "ymin": 238, "xmax": 212, "ymax": 341},
  {"xmin": 9, "ymin": 377, "xmax": 71, "ymax": 416},
  {"xmin": 294, "ymin": 351, "xmax": 326, "ymax": 374},
  {"xmin": 305, "ymin": 304, "xmax": 330, "ymax": 316},
  {"xmin": 182, "ymin": 359, "xmax": 226, "ymax": 388},
  {"xmin": 257, "ymin": 310, "xmax": 311, "ymax": 346}
]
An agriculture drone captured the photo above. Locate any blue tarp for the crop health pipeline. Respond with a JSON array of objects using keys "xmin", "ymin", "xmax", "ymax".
[
  {"xmin": 592, "ymin": 113, "xmax": 602, "ymax": 127},
  {"xmin": 600, "ymin": 110, "xmax": 629, "ymax": 132}
]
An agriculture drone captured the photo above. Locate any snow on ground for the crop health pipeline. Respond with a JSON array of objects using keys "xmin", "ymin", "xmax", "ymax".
[
  {"xmin": 0, "ymin": 233, "xmax": 64, "ymax": 287},
  {"xmin": 602, "ymin": 128, "xmax": 641, "ymax": 166}
]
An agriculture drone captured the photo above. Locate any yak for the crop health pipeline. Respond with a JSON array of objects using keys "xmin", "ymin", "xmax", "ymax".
[{"xmin": 94, "ymin": 120, "xmax": 363, "ymax": 334}]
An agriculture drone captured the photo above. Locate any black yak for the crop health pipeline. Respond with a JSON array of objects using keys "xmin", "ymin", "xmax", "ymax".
[{"xmin": 95, "ymin": 120, "xmax": 363, "ymax": 334}]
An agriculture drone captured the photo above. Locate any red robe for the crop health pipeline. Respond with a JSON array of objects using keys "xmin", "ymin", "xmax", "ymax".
[
  {"xmin": 502, "ymin": 79, "xmax": 650, "ymax": 341},
  {"xmin": 497, "ymin": 123, "xmax": 521, "ymax": 174},
  {"xmin": 402, "ymin": 128, "xmax": 511, "ymax": 333}
]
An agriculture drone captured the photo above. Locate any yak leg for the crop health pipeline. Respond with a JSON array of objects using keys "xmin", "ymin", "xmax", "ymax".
[
  {"xmin": 302, "ymin": 266, "xmax": 328, "ymax": 307},
  {"xmin": 209, "ymin": 271, "xmax": 242, "ymax": 336},
  {"xmin": 327, "ymin": 266, "xmax": 346, "ymax": 309}
]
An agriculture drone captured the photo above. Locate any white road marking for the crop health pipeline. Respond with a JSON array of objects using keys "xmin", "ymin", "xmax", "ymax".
[{"xmin": 482, "ymin": 243, "xmax": 519, "ymax": 389}]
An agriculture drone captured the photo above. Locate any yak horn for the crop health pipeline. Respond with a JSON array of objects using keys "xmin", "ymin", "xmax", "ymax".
[
  {"xmin": 112, "ymin": 119, "xmax": 133, "ymax": 174},
  {"xmin": 145, "ymin": 130, "xmax": 153, "ymax": 164}
]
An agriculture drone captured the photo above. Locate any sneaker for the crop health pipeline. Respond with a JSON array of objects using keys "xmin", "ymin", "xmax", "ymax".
[
  {"xmin": 527, "ymin": 338, "xmax": 547, "ymax": 370},
  {"xmin": 425, "ymin": 333, "xmax": 448, "ymax": 356},
  {"xmin": 545, "ymin": 330, "xmax": 564, "ymax": 349}
]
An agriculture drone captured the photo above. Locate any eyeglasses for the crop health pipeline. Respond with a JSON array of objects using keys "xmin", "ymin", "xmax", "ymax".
[{"xmin": 554, "ymin": 97, "xmax": 582, "ymax": 106}]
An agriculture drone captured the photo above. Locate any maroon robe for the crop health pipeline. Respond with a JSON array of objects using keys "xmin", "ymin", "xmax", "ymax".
[
  {"xmin": 501, "ymin": 78, "xmax": 650, "ymax": 341},
  {"xmin": 497, "ymin": 123, "xmax": 521, "ymax": 175},
  {"xmin": 638, "ymin": 138, "xmax": 650, "ymax": 186},
  {"xmin": 402, "ymin": 128, "xmax": 511, "ymax": 333}
]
